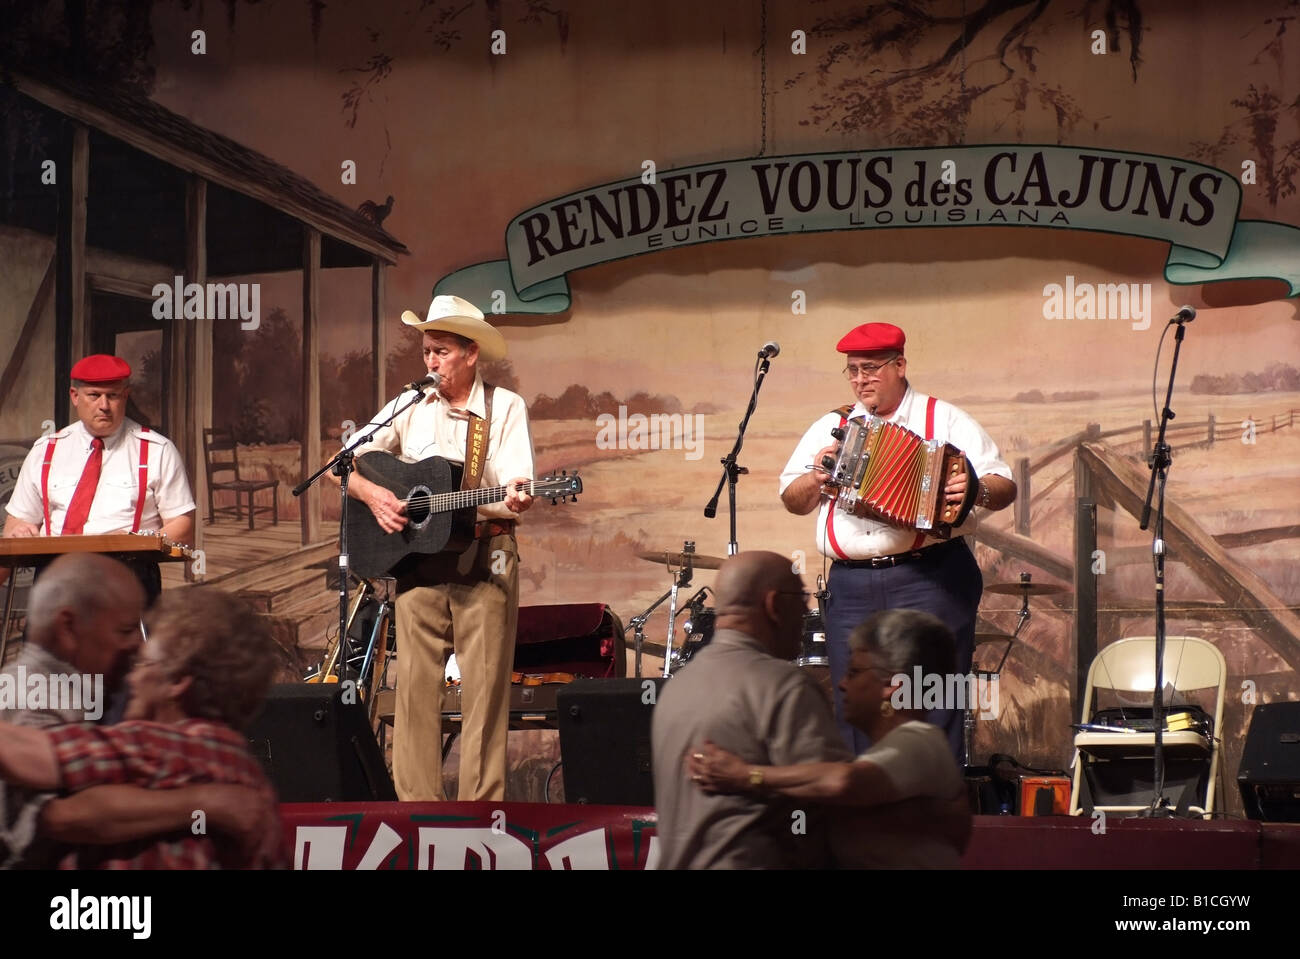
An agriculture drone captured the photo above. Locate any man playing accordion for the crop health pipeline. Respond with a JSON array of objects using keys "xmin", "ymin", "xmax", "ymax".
[{"xmin": 779, "ymin": 322, "xmax": 1016, "ymax": 763}]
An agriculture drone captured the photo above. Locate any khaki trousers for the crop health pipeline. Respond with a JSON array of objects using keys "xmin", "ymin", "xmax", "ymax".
[{"xmin": 393, "ymin": 533, "xmax": 518, "ymax": 801}]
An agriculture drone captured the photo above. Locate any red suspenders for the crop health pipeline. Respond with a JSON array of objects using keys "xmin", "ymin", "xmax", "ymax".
[
  {"xmin": 40, "ymin": 438, "xmax": 56, "ymax": 534},
  {"xmin": 132, "ymin": 428, "xmax": 151, "ymax": 533},
  {"xmin": 40, "ymin": 428, "xmax": 150, "ymax": 534},
  {"xmin": 823, "ymin": 396, "xmax": 939, "ymax": 558}
]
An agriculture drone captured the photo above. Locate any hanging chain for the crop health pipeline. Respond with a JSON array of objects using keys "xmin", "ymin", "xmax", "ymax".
[
  {"xmin": 759, "ymin": 0, "xmax": 768, "ymax": 156},
  {"xmin": 959, "ymin": 0, "xmax": 968, "ymax": 132}
]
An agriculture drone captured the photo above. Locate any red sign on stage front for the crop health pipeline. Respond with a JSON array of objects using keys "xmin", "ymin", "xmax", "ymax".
[{"xmin": 281, "ymin": 802, "xmax": 659, "ymax": 870}]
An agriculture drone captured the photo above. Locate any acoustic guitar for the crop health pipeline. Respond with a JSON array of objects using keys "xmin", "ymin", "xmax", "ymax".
[{"xmin": 345, "ymin": 452, "xmax": 581, "ymax": 578}]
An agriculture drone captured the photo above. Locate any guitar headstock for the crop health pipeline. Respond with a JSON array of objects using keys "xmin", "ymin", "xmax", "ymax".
[{"xmin": 537, "ymin": 470, "xmax": 582, "ymax": 505}]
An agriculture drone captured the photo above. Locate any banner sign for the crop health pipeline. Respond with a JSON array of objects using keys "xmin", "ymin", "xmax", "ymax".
[
  {"xmin": 282, "ymin": 801, "xmax": 658, "ymax": 870},
  {"xmin": 435, "ymin": 145, "xmax": 1300, "ymax": 313}
]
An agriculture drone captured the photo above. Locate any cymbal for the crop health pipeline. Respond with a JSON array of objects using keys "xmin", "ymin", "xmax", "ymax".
[
  {"xmin": 975, "ymin": 632, "xmax": 1017, "ymax": 646},
  {"xmin": 984, "ymin": 581, "xmax": 1068, "ymax": 596},
  {"xmin": 637, "ymin": 549, "xmax": 726, "ymax": 570}
]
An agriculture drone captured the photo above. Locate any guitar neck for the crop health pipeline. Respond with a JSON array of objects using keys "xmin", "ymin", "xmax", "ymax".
[{"xmin": 414, "ymin": 481, "xmax": 531, "ymax": 515}]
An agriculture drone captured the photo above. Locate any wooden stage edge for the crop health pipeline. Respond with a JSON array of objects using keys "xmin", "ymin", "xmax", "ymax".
[{"xmin": 277, "ymin": 801, "xmax": 1300, "ymax": 870}]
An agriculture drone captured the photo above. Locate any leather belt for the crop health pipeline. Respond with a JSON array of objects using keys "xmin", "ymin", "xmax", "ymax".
[
  {"xmin": 474, "ymin": 520, "xmax": 517, "ymax": 539},
  {"xmin": 833, "ymin": 537, "xmax": 963, "ymax": 570}
]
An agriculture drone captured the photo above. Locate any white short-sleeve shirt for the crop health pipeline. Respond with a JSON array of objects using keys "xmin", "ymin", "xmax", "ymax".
[{"xmin": 6, "ymin": 418, "xmax": 195, "ymax": 535}]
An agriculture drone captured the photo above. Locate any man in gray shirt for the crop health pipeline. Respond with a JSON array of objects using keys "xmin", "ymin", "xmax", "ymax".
[{"xmin": 652, "ymin": 551, "xmax": 850, "ymax": 869}]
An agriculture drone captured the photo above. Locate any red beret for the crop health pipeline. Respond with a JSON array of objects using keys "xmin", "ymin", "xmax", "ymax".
[
  {"xmin": 837, "ymin": 323, "xmax": 906, "ymax": 355},
  {"xmin": 70, "ymin": 354, "xmax": 132, "ymax": 383}
]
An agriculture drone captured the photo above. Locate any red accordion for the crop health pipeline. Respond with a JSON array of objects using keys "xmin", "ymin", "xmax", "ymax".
[{"xmin": 826, "ymin": 416, "xmax": 973, "ymax": 539}]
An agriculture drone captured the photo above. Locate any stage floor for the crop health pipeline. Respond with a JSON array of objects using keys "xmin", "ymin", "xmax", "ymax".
[{"xmin": 963, "ymin": 814, "xmax": 1300, "ymax": 869}]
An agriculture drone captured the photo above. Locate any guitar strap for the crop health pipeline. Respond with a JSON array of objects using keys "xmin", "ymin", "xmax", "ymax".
[{"xmin": 462, "ymin": 383, "xmax": 494, "ymax": 491}]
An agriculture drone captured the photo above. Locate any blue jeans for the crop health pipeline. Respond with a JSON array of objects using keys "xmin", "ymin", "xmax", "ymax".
[{"xmin": 824, "ymin": 537, "xmax": 982, "ymax": 763}]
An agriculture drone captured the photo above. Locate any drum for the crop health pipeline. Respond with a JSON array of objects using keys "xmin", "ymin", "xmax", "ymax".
[
  {"xmin": 796, "ymin": 608, "xmax": 833, "ymax": 700},
  {"xmin": 796, "ymin": 608, "xmax": 829, "ymax": 668},
  {"xmin": 671, "ymin": 606, "xmax": 715, "ymax": 672}
]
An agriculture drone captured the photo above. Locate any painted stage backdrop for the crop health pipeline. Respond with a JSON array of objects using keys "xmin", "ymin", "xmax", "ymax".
[{"xmin": 2, "ymin": 0, "xmax": 1298, "ymax": 810}]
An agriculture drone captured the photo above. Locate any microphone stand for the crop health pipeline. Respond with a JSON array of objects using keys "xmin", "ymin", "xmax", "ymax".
[
  {"xmin": 294, "ymin": 383, "xmax": 434, "ymax": 685},
  {"xmin": 705, "ymin": 352, "xmax": 774, "ymax": 554},
  {"xmin": 1137, "ymin": 315, "xmax": 1193, "ymax": 817}
]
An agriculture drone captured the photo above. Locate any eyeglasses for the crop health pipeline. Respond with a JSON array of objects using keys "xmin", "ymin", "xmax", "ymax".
[
  {"xmin": 842, "ymin": 358, "xmax": 899, "ymax": 381},
  {"xmin": 774, "ymin": 589, "xmax": 812, "ymax": 602}
]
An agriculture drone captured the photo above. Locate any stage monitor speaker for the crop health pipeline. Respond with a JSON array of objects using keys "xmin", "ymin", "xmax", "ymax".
[
  {"xmin": 246, "ymin": 684, "xmax": 396, "ymax": 802},
  {"xmin": 557, "ymin": 678, "xmax": 665, "ymax": 806},
  {"xmin": 1238, "ymin": 701, "xmax": 1300, "ymax": 822}
]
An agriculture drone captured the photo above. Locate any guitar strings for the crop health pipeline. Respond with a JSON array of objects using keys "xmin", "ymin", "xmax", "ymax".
[{"xmin": 397, "ymin": 479, "xmax": 570, "ymax": 511}]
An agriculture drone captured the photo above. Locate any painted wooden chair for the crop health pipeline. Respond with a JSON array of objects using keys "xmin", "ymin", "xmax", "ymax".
[{"xmin": 202, "ymin": 427, "xmax": 278, "ymax": 529}]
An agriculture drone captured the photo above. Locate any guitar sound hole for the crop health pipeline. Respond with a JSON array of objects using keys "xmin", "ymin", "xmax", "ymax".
[{"xmin": 407, "ymin": 485, "xmax": 432, "ymax": 528}]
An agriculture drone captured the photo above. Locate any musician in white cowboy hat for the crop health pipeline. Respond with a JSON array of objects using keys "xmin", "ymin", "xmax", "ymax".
[{"xmin": 344, "ymin": 293, "xmax": 535, "ymax": 802}]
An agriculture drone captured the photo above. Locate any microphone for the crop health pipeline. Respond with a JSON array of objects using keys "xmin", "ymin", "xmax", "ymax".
[
  {"xmin": 404, "ymin": 372, "xmax": 442, "ymax": 392},
  {"xmin": 758, "ymin": 341, "xmax": 781, "ymax": 359},
  {"xmin": 1171, "ymin": 306, "xmax": 1196, "ymax": 323}
]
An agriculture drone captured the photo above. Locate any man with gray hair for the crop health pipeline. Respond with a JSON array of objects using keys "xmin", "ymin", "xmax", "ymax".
[
  {"xmin": 1, "ymin": 555, "xmax": 277, "ymax": 869},
  {"xmin": 0, "ymin": 553, "xmax": 144, "ymax": 867}
]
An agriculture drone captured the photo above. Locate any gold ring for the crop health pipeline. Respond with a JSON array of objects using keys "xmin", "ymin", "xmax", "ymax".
[{"xmin": 692, "ymin": 752, "xmax": 705, "ymax": 761}]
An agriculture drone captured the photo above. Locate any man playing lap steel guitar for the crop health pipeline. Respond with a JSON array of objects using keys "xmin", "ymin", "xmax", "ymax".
[
  {"xmin": 342, "ymin": 295, "xmax": 534, "ymax": 802},
  {"xmin": 3, "ymin": 354, "xmax": 196, "ymax": 603}
]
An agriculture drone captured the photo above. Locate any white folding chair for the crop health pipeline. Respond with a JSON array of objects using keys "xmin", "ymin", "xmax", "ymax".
[{"xmin": 1069, "ymin": 636, "xmax": 1226, "ymax": 818}]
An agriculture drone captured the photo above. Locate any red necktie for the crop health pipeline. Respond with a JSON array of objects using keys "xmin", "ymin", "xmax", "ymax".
[{"xmin": 61, "ymin": 437, "xmax": 104, "ymax": 535}]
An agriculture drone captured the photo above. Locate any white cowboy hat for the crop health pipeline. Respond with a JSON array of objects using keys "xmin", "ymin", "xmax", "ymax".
[{"xmin": 401, "ymin": 294, "xmax": 507, "ymax": 362}]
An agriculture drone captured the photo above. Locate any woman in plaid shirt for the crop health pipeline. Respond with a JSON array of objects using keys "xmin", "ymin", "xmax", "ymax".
[{"xmin": 0, "ymin": 589, "xmax": 284, "ymax": 869}]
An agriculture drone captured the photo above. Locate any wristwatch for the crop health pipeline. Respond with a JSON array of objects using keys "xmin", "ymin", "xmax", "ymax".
[{"xmin": 748, "ymin": 768, "xmax": 765, "ymax": 789}]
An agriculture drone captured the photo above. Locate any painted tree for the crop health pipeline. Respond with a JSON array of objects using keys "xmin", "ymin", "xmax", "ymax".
[
  {"xmin": 1188, "ymin": 4, "xmax": 1300, "ymax": 209},
  {"xmin": 780, "ymin": 0, "xmax": 1145, "ymax": 146}
]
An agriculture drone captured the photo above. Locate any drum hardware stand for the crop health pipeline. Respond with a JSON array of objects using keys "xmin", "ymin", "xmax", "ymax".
[
  {"xmin": 963, "ymin": 572, "xmax": 1035, "ymax": 773},
  {"xmin": 627, "ymin": 605, "xmax": 659, "ymax": 680},
  {"xmin": 1138, "ymin": 309, "xmax": 1196, "ymax": 818},
  {"xmin": 662, "ymin": 543, "xmax": 696, "ymax": 678},
  {"xmin": 627, "ymin": 541, "xmax": 697, "ymax": 679},
  {"xmin": 704, "ymin": 347, "xmax": 776, "ymax": 555},
  {"xmin": 626, "ymin": 548, "xmax": 717, "ymax": 675},
  {"xmin": 1005, "ymin": 571, "xmax": 1033, "ymax": 662},
  {"xmin": 295, "ymin": 382, "xmax": 433, "ymax": 685},
  {"xmin": 304, "ymin": 575, "xmax": 394, "ymax": 722},
  {"xmin": 814, "ymin": 572, "xmax": 829, "ymax": 625},
  {"xmin": 304, "ymin": 573, "xmax": 372, "ymax": 683}
]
